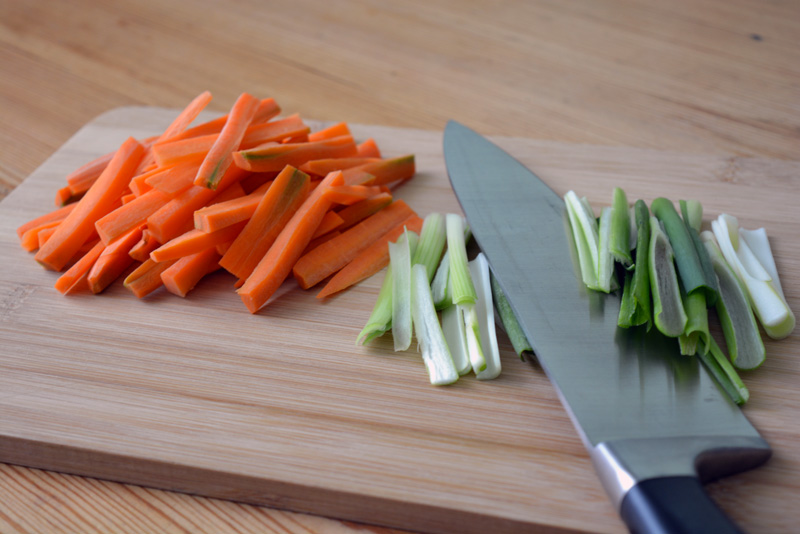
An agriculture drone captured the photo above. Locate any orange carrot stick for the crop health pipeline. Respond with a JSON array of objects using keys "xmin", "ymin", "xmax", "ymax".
[
  {"xmin": 55, "ymin": 185, "xmax": 84, "ymax": 206},
  {"xmin": 87, "ymin": 225, "xmax": 144, "ymax": 293},
  {"xmin": 123, "ymin": 258, "xmax": 177, "ymax": 298},
  {"xmin": 233, "ymin": 135, "xmax": 358, "ymax": 173},
  {"xmin": 161, "ymin": 246, "xmax": 222, "ymax": 297},
  {"xmin": 150, "ymin": 222, "xmax": 246, "ymax": 263},
  {"xmin": 308, "ymin": 122, "xmax": 351, "ymax": 142},
  {"xmin": 317, "ymin": 214, "xmax": 424, "ymax": 299},
  {"xmin": 151, "ymin": 134, "xmax": 219, "ymax": 167},
  {"xmin": 35, "ymin": 137, "xmax": 145, "ymax": 271},
  {"xmin": 292, "ymin": 199, "xmax": 416, "ymax": 289},
  {"xmin": 356, "ymin": 138, "xmax": 381, "ymax": 158},
  {"xmin": 144, "ymin": 157, "xmax": 204, "ymax": 195},
  {"xmin": 240, "ymin": 114, "xmax": 310, "ymax": 149},
  {"xmin": 95, "ymin": 188, "xmax": 173, "ymax": 245},
  {"xmin": 37, "ymin": 225, "xmax": 58, "ymax": 249},
  {"xmin": 324, "ymin": 185, "xmax": 384, "ymax": 205},
  {"xmin": 129, "ymin": 229, "xmax": 161, "ymax": 262},
  {"xmin": 342, "ymin": 155, "xmax": 415, "ymax": 186},
  {"xmin": 219, "ymin": 166, "xmax": 310, "ymax": 280},
  {"xmin": 299, "ymin": 157, "xmax": 381, "ymax": 177},
  {"xmin": 54, "ymin": 241, "xmax": 105, "ymax": 295},
  {"xmin": 20, "ymin": 220, "xmax": 61, "ymax": 252},
  {"xmin": 303, "ymin": 230, "xmax": 342, "ymax": 256},
  {"xmin": 237, "ymin": 170, "xmax": 345, "ymax": 313},
  {"xmin": 65, "ymin": 151, "xmax": 115, "ymax": 190},
  {"xmin": 335, "ymin": 192, "xmax": 393, "ymax": 231},
  {"xmin": 311, "ymin": 210, "xmax": 344, "ymax": 239},
  {"xmin": 192, "ymin": 180, "xmax": 272, "ymax": 233},
  {"xmin": 194, "ymin": 92, "xmax": 260, "ymax": 189},
  {"xmin": 17, "ymin": 203, "xmax": 77, "ymax": 241}
]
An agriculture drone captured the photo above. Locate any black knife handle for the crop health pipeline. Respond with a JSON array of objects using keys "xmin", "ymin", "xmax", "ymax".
[{"xmin": 620, "ymin": 476, "xmax": 745, "ymax": 534}]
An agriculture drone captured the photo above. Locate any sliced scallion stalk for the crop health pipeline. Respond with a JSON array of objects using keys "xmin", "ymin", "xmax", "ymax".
[
  {"xmin": 739, "ymin": 228, "xmax": 785, "ymax": 299},
  {"xmin": 411, "ymin": 212, "xmax": 447, "ymax": 282},
  {"xmin": 431, "ymin": 251, "xmax": 451, "ymax": 310},
  {"xmin": 712, "ymin": 214, "xmax": 794, "ymax": 339},
  {"xmin": 610, "ymin": 187, "xmax": 633, "ymax": 267},
  {"xmin": 596, "ymin": 206, "xmax": 616, "ymax": 293},
  {"xmin": 651, "ymin": 197, "xmax": 719, "ymax": 305},
  {"xmin": 697, "ymin": 336, "xmax": 749, "ymax": 405},
  {"xmin": 701, "ymin": 232, "xmax": 765, "ymax": 370},
  {"xmin": 679, "ymin": 199, "xmax": 718, "ymax": 314},
  {"xmin": 678, "ymin": 289, "xmax": 709, "ymax": 356},
  {"xmin": 441, "ymin": 301, "xmax": 472, "ymax": 375},
  {"xmin": 468, "ymin": 253, "xmax": 502, "ymax": 380},
  {"xmin": 462, "ymin": 303, "xmax": 486, "ymax": 374},
  {"xmin": 410, "ymin": 264, "xmax": 459, "ymax": 385},
  {"xmin": 490, "ymin": 272, "xmax": 532, "ymax": 359},
  {"xmin": 446, "ymin": 213, "xmax": 477, "ymax": 305},
  {"xmin": 564, "ymin": 191, "xmax": 600, "ymax": 290},
  {"xmin": 390, "ymin": 229, "xmax": 414, "ymax": 351},
  {"xmin": 618, "ymin": 200, "xmax": 652, "ymax": 329},
  {"xmin": 648, "ymin": 216, "xmax": 688, "ymax": 337}
]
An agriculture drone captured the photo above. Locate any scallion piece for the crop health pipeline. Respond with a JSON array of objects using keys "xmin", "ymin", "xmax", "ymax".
[
  {"xmin": 564, "ymin": 190, "xmax": 600, "ymax": 290},
  {"xmin": 701, "ymin": 232, "xmax": 765, "ymax": 370},
  {"xmin": 610, "ymin": 187, "xmax": 633, "ymax": 267},
  {"xmin": 711, "ymin": 214, "xmax": 795, "ymax": 340},
  {"xmin": 441, "ymin": 301, "xmax": 472, "ymax": 375},
  {"xmin": 648, "ymin": 216, "xmax": 688, "ymax": 337},
  {"xmin": 446, "ymin": 214, "xmax": 477, "ymax": 305},
  {"xmin": 390, "ymin": 229, "xmax": 414, "ymax": 351},
  {"xmin": 490, "ymin": 272, "xmax": 532, "ymax": 359},
  {"xmin": 596, "ymin": 206, "xmax": 616, "ymax": 293},
  {"xmin": 697, "ymin": 336, "xmax": 749, "ymax": 406},
  {"xmin": 410, "ymin": 264, "xmax": 459, "ymax": 385},
  {"xmin": 411, "ymin": 212, "xmax": 447, "ymax": 283},
  {"xmin": 679, "ymin": 199, "xmax": 718, "ymax": 312},
  {"xmin": 469, "ymin": 253, "xmax": 502, "ymax": 380},
  {"xmin": 431, "ymin": 251, "xmax": 451, "ymax": 310},
  {"xmin": 678, "ymin": 289, "xmax": 709, "ymax": 356},
  {"xmin": 651, "ymin": 197, "xmax": 718, "ymax": 304},
  {"xmin": 618, "ymin": 200, "xmax": 652, "ymax": 329}
]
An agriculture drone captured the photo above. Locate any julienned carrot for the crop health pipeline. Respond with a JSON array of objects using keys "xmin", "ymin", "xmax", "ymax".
[
  {"xmin": 240, "ymin": 114, "xmax": 310, "ymax": 149},
  {"xmin": 317, "ymin": 213, "xmax": 424, "ymax": 299},
  {"xmin": 20, "ymin": 220, "xmax": 62, "ymax": 252},
  {"xmin": 238, "ymin": 171, "xmax": 278, "ymax": 194},
  {"xmin": 87, "ymin": 225, "xmax": 144, "ymax": 294},
  {"xmin": 312, "ymin": 211, "xmax": 344, "ymax": 239},
  {"xmin": 308, "ymin": 122, "xmax": 351, "ymax": 142},
  {"xmin": 219, "ymin": 166, "xmax": 311, "ymax": 280},
  {"xmin": 124, "ymin": 258, "xmax": 177, "ymax": 298},
  {"xmin": 129, "ymin": 229, "xmax": 161, "ymax": 262},
  {"xmin": 193, "ymin": 180, "xmax": 272, "ymax": 233},
  {"xmin": 145, "ymin": 157, "xmax": 204, "ymax": 194},
  {"xmin": 304, "ymin": 230, "xmax": 341, "ymax": 256},
  {"xmin": 233, "ymin": 135, "xmax": 359, "ymax": 173},
  {"xmin": 356, "ymin": 138, "xmax": 381, "ymax": 158},
  {"xmin": 161, "ymin": 246, "xmax": 222, "ymax": 297},
  {"xmin": 324, "ymin": 185, "xmax": 384, "ymax": 205},
  {"xmin": 237, "ymin": 170, "xmax": 344, "ymax": 313},
  {"xmin": 95, "ymin": 188, "xmax": 173, "ymax": 245},
  {"xmin": 147, "ymin": 166, "xmax": 248, "ymax": 244},
  {"xmin": 151, "ymin": 134, "xmax": 219, "ymax": 167},
  {"xmin": 335, "ymin": 192, "xmax": 393, "ymax": 231},
  {"xmin": 54, "ymin": 240, "xmax": 105, "ymax": 295},
  {"xmin": 37, "ymin": 226, "xmax": 58, "ymax": 249},
  {"xmin": 128, "ymin": 164, "xmax": 167, "ymax": 197},
  {"xmin": 292, "ymin": 199, "xmax": 416, "ymax": 290},
  {"xmin": 17, "ymin": 203, "xmax": 77, "ymax": 240},
  {"xmin": 55, "ymin": 185, "xmax": 84, "ymax": 206},
  {"xmin": 299, "ymin": 157, "xmax": 381, "ymax": 177},
  {"xmin": 194, "ymin": 92, "xmax": 260, "ymax": 189},
  {"xmin": 150, "ymin": 221, "xmax": 246, "ymax": 263},
  {"xmin": 35, "ymin": 137, "xmax": 145, "ymax": 271},
  {"xmin": 342, "ymin": 155, "xmax": 415, "ymax": 186},
  {"xmin": 66, "ymin": 151, "xmax": 115, "ymax": 189}
]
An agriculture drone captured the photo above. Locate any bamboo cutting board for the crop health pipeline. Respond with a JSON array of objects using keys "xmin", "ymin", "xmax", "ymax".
[{"xmin": 1, "ymin": 107, "xmax": 798, "ymax": 534}]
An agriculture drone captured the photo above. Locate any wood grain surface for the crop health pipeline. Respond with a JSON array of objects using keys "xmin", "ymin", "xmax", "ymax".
[{"xmin": 1, "ymin": 0, "xmax": 798, "ymax": 533}]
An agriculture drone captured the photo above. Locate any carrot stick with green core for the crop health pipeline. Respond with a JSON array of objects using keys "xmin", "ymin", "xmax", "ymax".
[
  {"xmin": 54, "ymin": 241, "xmax": 105, "ymax": 294},
  {"xmin": 237, "ymin": 170, "xmax": 344, "ymax": 313},
  {"xmin": 124, "ymin": 258, "xmax": 177, "ymax": 298},
  {"xmin": 161, "ymin": 247, "xmax": 222, "ymax": 297},
  {"xmin": 317, "ymin": 214, "xmax": 423, "ymax": 298},
  {"xmin": 293, "ymin": 199, "xmax": 417, "ymax": 289},
  {"xmin": 233, "ymin": 136, "xmax": 359, "ymax": 173},
  {"xmin": 195, "ymin": 92, "xmax": 260, "ymax": 189},
  {"xmin": 219, "ymin": 166, "xmax": 310, "ymax": 280},
  {"xmin": 35, "ymin": 137, "xmax": 145, "ymax": 271},
  {"xmin": 95, "ymin": 188, "xmax": 173, "ymax": 245},
  {"xmin": 87, "ymin": 225, "xmax": 144, "ymax": 293}
]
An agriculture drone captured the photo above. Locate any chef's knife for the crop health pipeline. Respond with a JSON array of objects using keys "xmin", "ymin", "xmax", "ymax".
[{"xmin": 443, "ymin": 121, "xmax": 771, "ymax": 534}]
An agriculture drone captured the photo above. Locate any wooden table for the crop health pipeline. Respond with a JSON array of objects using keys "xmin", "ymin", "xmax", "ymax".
[{"xmin": 1, "ymin": 1, "xmax": 798, "ymax": 532}]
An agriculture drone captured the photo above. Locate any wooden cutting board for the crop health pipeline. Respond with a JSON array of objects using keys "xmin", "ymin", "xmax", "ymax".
[{"xmin": 1, "ymin": 107, "xmax": 798, "ymax": 534}]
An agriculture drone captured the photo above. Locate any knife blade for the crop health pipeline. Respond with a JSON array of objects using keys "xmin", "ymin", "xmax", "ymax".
[{"xmin": 443, "ymin": 120, "xmax": 771, "ymax": 534}]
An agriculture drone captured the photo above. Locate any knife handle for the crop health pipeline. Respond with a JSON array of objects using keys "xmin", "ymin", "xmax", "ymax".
[{"xmin": 620, "ymin": 476, "xmax": 745, "ymax": 534}]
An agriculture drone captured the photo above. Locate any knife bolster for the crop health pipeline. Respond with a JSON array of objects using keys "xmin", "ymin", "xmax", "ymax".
[{"xmin": 590, "ymin": 436, "xmax": 771, "ymax": 511}]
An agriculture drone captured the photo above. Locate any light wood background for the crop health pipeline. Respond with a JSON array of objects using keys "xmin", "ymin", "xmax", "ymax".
[{"xmin": 1, "ymin": 1, "xmax": 798, "ymax": 533}]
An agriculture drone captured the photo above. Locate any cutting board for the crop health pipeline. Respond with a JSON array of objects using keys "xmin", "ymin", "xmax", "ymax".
[{"xmin": 1, "ymin": 107, "xmax": 798, "ymax": 534}]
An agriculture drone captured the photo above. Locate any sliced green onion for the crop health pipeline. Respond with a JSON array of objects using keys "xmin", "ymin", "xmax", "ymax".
[
  {"xmin": 468, "ymin": 253, "xmax": 501, "ymax": 380},
  {"xmin": 697, "ymin": 336, "xmax": 749, "ymax": 406},
  {"xmin": 649, "ymin": 216, "xmax": 688, "ymax": 337},
  {"xmin": 678, "ymin": 289, "xmax": 709, "ymax": 356},
  {"xmin": 701, "ymin": 232, "xmax": 765, "ymax": 370},
  {"xmin": 651, "ymin": 197, "xmax": 718, "ymax": 304},
  {"xmin": 446, "ymin": 213, "xmax": 477, "ymax": 305},
  {"xmin": 680, "ymin": 199, "xmax": 704, "ymax": 232},
  {"xmin": 441, "ymin": 302, "xmax": 472, "ymax": 375},
  {"xmin": 618, "ymin": 200, "xmax": 652, "ymax": 329},
  {"xmin": 564, "ymin": 191, "xmax": 600, "ymax": 290},
  {"xmin": 596, "ymin": 206, "xmax": 616, "ymax": 293},
  {"xmin": 490, "ymin": 272, "xmax": 532, "ymax": 359},
  {"xmin": 711, "ymin": 214, "xmax": 795, "ymax": 340},
  {"xmin": 610, "ymin": 187, "xmax": 633, "ymax": 267},
  {"xmin": 390, "ymin": 229, "xmax": 414, "ymax": 351},
  {"xmin": 739, "ymin": 228, "xmax": 786, "ymax": 299},
  {"xmin": 411, "ymin": 212, "xmax": 447, "ymax": 282},
  {"xmin": 462, "ymin": 303, "xmax": 486, "ymax": 374},
  {"xmin": 431, "ymin": 251, "xmax": 451, "ymax": 310},
  {"xmin": 410, "ymin": 264, "xmax": 459, "ymax": 385},
  {"xmin": 679, "ymin": 199, "xmax": 718, "ymax": 312}
]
